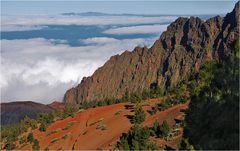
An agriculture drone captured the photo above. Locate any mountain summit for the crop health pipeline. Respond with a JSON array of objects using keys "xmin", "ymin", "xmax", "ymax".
[{"xmin": 64, "ymin": 2, "xmax": 239, "ymax": 105}]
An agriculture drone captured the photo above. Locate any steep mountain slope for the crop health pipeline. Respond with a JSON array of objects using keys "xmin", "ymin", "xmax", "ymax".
[
  {"xmin": 0, "ymin": 101, "xmax": 54, "ymax": 125},
  {"xmin": 64, "ymin": 2, "xmax": 239, "ymax": 105}
]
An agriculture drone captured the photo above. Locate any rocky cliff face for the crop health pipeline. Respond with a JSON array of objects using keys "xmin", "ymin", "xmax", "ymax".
[{"xmin": 64, "ymin": 2, "xmax": 239, "ymax": 105}]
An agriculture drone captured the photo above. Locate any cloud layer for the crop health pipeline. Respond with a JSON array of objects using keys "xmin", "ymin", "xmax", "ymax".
[
  {"xmin": 1, "ymin": 37, "xmax": 158, "ymax": 103},
  {"xmin": 1, "ymin": 15, "xmax": 176, "ymax": 31},
  {"xmin": 104, "ymin": 24, "xmax": 169, "ymax": 35},
  {"xmin": 1, "ymin": 13, "xmax": 172, "ymax": 103}
]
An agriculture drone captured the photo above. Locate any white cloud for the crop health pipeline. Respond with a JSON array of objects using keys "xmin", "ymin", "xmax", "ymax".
[
  {"xmin": 1, "ymin": 15, "xmax": 176, "ymax": 31},
  {"xmin": 1, "ymin": 37, "xmax": 157, "ymax": 103},
  {"xmin": 82, "ymin": 37, "xmax": 119, "ymax": 45},
  {"xmin": 103, "ymin": 24, "xmax": 169, "ymax": 35},
  {"xmin": 1, "ymin": 25, "xmax": 48, "ymax": 32}
]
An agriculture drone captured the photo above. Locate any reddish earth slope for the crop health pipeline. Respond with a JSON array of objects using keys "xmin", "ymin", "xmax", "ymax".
[
  {"xmin": 47, "ymin": 101, "xmax": 65, "ymax": 111},
  {"xmin": 19, "ymin": 98, "xmax": 188, "ymax": 150}
]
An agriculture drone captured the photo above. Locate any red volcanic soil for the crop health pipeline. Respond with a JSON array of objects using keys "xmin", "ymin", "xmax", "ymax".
[
  {"xmin": 47, "ymin": 101, "xmax": 65, "ymax": 111},
  {"xmin": 20, "ymin": 98, "xmax": 188, "ymax": 150}
]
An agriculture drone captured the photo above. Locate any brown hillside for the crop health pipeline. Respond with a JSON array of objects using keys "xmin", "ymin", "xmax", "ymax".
[{"xmin": 19, "ymin": 99, "xmax": 188, "ymax": 150}]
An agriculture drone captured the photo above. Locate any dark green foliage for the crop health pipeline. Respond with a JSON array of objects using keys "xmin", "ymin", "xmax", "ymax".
[
  {"xmin": 27, "ymin": 132, "xmax": 34, "ymax": 143},
  {"xmin": 19, "ymin": 136, "xmax": 27, "ymax": 144},
  {"xmin": 116, "ymin": 124, "xmax": 159, "ymax": 150},
  {"xmin": 32, "ymin": 139, "xmax": 40, "ymax": 150},
  {"xmin": 180, "ymin": 138, "xmax": 194, "ymax": 150},
  {"xmin": 1, "ymin": 116, "xmax": 39, "ymax": 144},
  {"xmin": 130, "ymin": 92, "xmax": 142, "ymax": 103},
  {"xmin": 182, "ymin": 41, "xmax": 239, "ymax": 150},
  {"xmin": 159, "ymin": 120, "xmax": 170, "ymax": 137},
  {"xmin": 37, "ymin": 113, "xmax": 54, "ymax": 124},
  {"xmin": 150, "ymin": 85, "xmax": 163, "ymax": 98},
  {"xmin": 23, "ymin": 116, "xmax": 38, "ymax": 130},
  {"xmin": 39, "ymin": 122, "xmax": 47, "ymax": 132},
  {"xmin": 37, "ymin": 112, "xmax": 55, "ymax": 132},
  {"xmin": 133, "ymin": 105, "xmax": 146, "ymax": 124},
  {"xmin": 62, "ymin": 105, "xmax": 76, "ymax": 118},
  {"xmin": 5, "ymin": 141, "xmax": 16, "ymax": 150},
  {"xmin": 122, "ymin": 91, "xmax": 130, "ymax": 102},
  {"xmin": 43, "ymin": 147, "xmax": 49, "ymax": 151},
  {"xmin": 152, "ymin": 120, "xmax": 159, "ymax": 135},
  {"xmin": 151, "ymin": 120, "xmax": 170, "ymax": 138}
]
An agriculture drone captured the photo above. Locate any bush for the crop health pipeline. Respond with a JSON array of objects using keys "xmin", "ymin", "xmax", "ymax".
[
  {"xmin": 133, "ymin": 105, "xmax": 146, "ymax": 124},
  {"xmin": 130, "ymin": 93, "xmax": 142, "ymax": 103},
  {"xmin": 116, "ymin": 124, "xmax": 159, "ymax": 150},
  {"xmin": 180, "ymin": 138, "xmax": 195, "ymax": 150},
  {"xmin": 5, "ymin": 141, "xmax": 16, "ymax": 150},
  {"xmin": 152, "ymin": 120, "xmax": 170, "ymax": 138},
  {"xmin": 159, "ymin": 120, "xmax": 170, "ymax": 137},
  {"xmin": 27, "ymin": 133, "xmax": 34, "ymax": 143},
  {"xmin": 39, "ymin": 123, "xmax": 47, "ymax": 132},
  {"xmin": 37, "ymin": 113, "xmax": 54, "ymax": 125},
  {"xmin": 32, "ymin": 139, "xmax": 40, "ymax": 150},
  {"xmin": 62, "ymin": 105, "xmax": 76, "ymax": 118}
]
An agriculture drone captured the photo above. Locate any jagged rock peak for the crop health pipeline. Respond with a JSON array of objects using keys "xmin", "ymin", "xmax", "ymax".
[{"xmin": 63, "ymin": 2, "xmax": 239, "ymax": 105}]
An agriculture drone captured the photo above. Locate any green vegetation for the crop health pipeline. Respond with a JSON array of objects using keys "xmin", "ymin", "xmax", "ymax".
[
  {"xmin": 116, "ymin": 124, "xmax": 159, "ymax": 150},
  {"xmin": 32, "ymin": 139, "xmax": 40, "ymax": 150},
  {"xmin": 96, "ymin": 122, "xmax": 107, "ymax": 130},
  {"xmin": 27, "ymin": 132, "xmax": 34, "ymax": 143},
  {"xmin": 114, "ymin": 110, "xmax": 122, "ymax": 115},
  {"xmin": 133, "ymin": 105, "xmax": 146, "ymax": 124},
  {"xmin": 96, "ymin": 147, "xmax": 103, "ymax": 150},
  {"xmin": 62, "ymin": 133, "xmax": 71, "ymax": 139},
  {"xmin": 50, "ymin": 138, "xmax": 60, "ymax": 145},
  {"xmin": 149, "ymin": 95, "xmax": 188, "ymax": 115},
  {"xmin": 47, "ymin": 129, "xmax": 60, "ymax": 136},
  {"xmin": 77, "ymin": 84, "xmax": 164, "ymax": 110},
  {"xmin": 152, "ymin": 120, "xmax": 170, "ymax": 138},
  {"xmin": 62, "ymin": 105, "xmax": 76, "ymax": 118},
  {"xmin": 62, "ymin": 122, "xmax": 75, "ymax": 130},
  {"xmin": 43, "ymin": 147, "xmax": 49, "ymax": 151},
  {"xmin": 1, "ymin": 105, "xmax": 80, "ymax": 149},
  {"xmin": 181, "ymin": 40, "xmax": 239, "ymax": 150}
]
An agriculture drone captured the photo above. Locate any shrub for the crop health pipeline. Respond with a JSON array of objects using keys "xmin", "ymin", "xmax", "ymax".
[
  {"xmin": 180, "ymin": 138, "xmax": 195, "ymax": 150},
  {"xmin": 152, "ymin": 120, "xmax": 170, "ymax": 138},
  {"xmin": 158, "ymin": 120, "xmax": 170, "ymax": 137},
  {"xmin": 62, "ymin": 122, "xmax": 75, "ymax": 130},
  {"xmin": 130, "ymin": 93, "xmax": 142, "ymax": 103},
  {"xmin": 50, "ymin": 138, "xmax": 60, "ymax": 144},
  {"xmin": 62, "ymin": 133, "xmax": 71, "ymax": 139},
  {"xmin": 39, "ymin": 122, "xmax": 47, "ymax": 132},
  {"xmin": 116, "ymin": 124, "xmax": 158, "ymax": 150},
  {"xmin": 5, "ymin": 141, "xmax": 16, "ymax": 150},
  {"xmin": 133, "ymin": 105, "xmax": 146, "ymax": 124},
  {"xmin": 27, "ymin": 133, "xmax": 34, "ymax": 143},
  {"xmin": 32, "ymin": 139, "xmax": 40, "ymax": 150}
]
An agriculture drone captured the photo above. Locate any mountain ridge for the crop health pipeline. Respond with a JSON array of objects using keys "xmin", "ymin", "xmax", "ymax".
[
  {"xmin": 0, "ymin": 101, "xmax": 54, "ymax": 125},
  {"xmin": 64, "ymin": 2, "xmax": 239, "ymax": 105}
]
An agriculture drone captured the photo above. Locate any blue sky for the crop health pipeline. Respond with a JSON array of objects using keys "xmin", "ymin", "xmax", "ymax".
[{"xmin": 1, "ymin": 1, "xmax": 237, "ymax": 15}]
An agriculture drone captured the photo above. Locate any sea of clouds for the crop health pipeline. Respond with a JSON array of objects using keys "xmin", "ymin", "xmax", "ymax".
[{"xmin": 1, "ymin": 14, "xmax": 176, "ymax": 103}]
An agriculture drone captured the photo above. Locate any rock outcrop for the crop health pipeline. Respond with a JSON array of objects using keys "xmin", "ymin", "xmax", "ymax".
[{"xmin": 64, "ymin": 2, "xmax": 239, "ymax": 105}]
